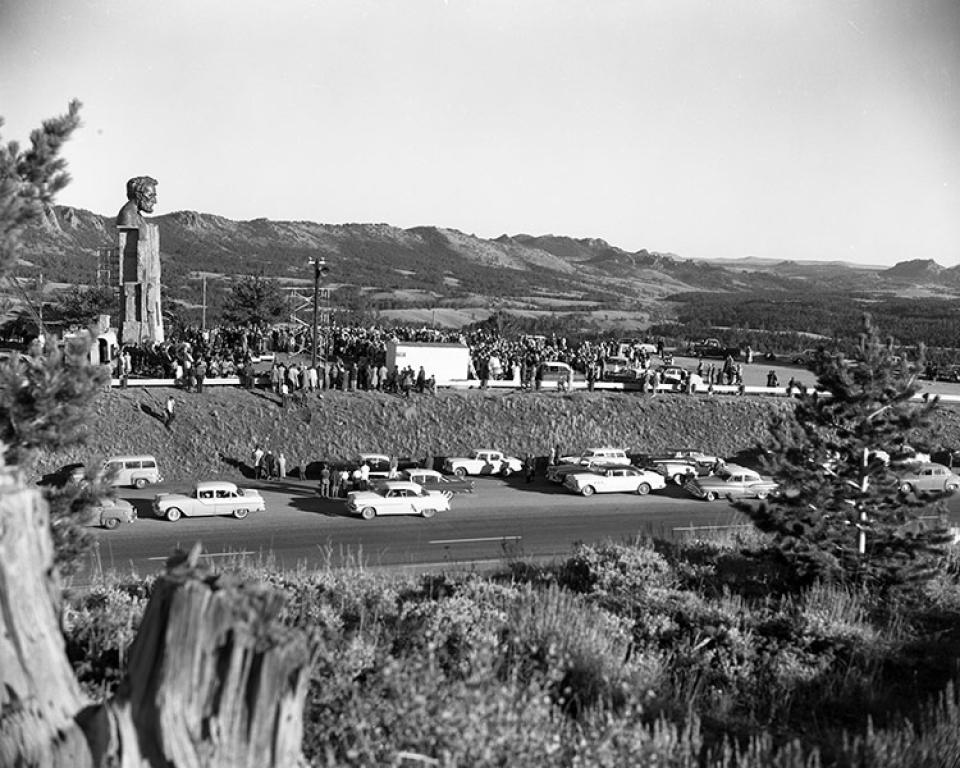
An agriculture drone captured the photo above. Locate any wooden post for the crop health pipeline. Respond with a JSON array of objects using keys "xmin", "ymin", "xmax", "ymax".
[{"xmin": 1, "ymin": 474, "xmax": 316, "ymax": 768}]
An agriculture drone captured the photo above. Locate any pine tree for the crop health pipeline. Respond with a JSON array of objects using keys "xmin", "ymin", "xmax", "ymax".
[
  {"xmin": 740, "ymin": 315, "xmax": 953, "ymax": 592},
  {"xmin": 0, "ymin": 101, "xmax": 110, "ymax": 572}
]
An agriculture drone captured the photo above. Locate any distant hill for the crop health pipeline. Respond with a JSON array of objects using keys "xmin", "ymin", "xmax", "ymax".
[
  {"xmin": 883, "ymin": 259, "xmax": 945, "ymax": 280},
  {"xmin": 15, "ymin": 206, "xmax": 960, "ymax": 330}
]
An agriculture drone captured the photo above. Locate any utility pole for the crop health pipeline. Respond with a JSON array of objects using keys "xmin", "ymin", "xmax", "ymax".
[
  {"xmin": 201, "ymin": 276, "xmax": 207, "ymax": 330},
  {"xmin": 310, "ymin": 257, "xmax": 328, "ymax": 368}
]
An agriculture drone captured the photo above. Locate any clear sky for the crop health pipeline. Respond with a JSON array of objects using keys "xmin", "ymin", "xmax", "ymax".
[{"xmin": 1, "ymin": 0, "xmax": 958, "ymax": 265}]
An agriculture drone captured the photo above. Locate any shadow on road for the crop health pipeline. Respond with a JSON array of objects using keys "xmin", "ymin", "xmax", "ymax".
[{"xmin": 287, "ymin": 490, "xmax": 354, "ymax": 518}]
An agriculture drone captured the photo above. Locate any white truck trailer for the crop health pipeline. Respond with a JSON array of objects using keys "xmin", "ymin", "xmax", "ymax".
[{"xmin": 385, "ymin": 341, "xmax": 471, "ymax": 385}]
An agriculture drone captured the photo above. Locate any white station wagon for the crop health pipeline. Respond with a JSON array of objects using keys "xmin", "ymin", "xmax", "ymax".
[
  {"xmin": 346, "ymin": 480, "xmax": 452, "ymax": 520},
  {"xmin": 153, "ymin": 481, "xmax": 265, "ymax": 522},
  {"xmin": 558, "ymin": 448, "xmax": 631, "ymax": 467},
  {"xmin": 564, "ymin": 466, "xmax": 667, "ymax": 496}
]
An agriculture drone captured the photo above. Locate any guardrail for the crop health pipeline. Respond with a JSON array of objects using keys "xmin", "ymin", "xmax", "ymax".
[{"xmin": 109, "ymin": 375, "xmax": 960, "ymax": 403}]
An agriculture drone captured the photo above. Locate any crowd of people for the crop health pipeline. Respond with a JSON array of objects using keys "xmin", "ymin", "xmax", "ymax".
[{"xmin": 114, "ymin": 321, "xmax": 794, "ymax": 395}]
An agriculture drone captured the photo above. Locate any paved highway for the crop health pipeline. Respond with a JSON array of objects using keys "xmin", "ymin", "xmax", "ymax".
[{"xmin": 80, "ymin": 474, "xmax": 960, "ymax": 579}]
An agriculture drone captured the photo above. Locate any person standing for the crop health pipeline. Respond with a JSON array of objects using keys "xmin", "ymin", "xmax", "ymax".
[
  {"xmin": 264, "ymin": 450, "xmax": 276, "ymax": 480},
  {"xmin": 252, "ymin": 444, "xmax": 265, "ymax": 479},
  {"xmin": 164, "ymin": 395, "xmax": 175, "ymax": 429},
  {"xmin": 320, "ymin": 463, "xmax": 331, "ymax": 497},
  {"xmin": 277, "ymin": 452, "xmax": 287, "ymax": 479},
  {"xmin": 524, "ymin": 454, "xmax": 536, "ymax": 484},
  {"xmin": 195, "ymin": 358, "xmax": 207, "ymax": 393}
]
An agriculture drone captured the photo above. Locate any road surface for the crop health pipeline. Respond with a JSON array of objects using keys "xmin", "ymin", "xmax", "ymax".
[{"xmin": 79, "ymin": 474, "xmax": 960, "ymax": 579}]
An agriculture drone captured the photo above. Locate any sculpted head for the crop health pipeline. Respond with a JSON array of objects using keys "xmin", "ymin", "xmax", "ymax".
[{"xmin": 126, "ymin": 176, "xmax": 158, "ymax": 214}]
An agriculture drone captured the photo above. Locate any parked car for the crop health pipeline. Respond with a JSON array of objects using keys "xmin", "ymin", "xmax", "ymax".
[
  {"xmin": 87, "ymin": 497, "xmax": 137, "ymax": 530},
  {"xmin": 398, "ymin": 468, "xmax": 475, "ymax": 494},
  {"xmin": 354, "ymin": 453, "xmax": 422, "ymax": 478},
  {"xmin": 683, "ymin": 465, "xmax": 778, "ymax": 501},
  {"xmin": 346, "ymin": 480, "xmax": 451, "ymax": 520},
  {"xmin": 888, "ymin": 446, "xmax": 932, "ymax": 467},
  {"xmin": 443, "ymin": 450, "xmax": 523, "ymax": 477},
  {"xmin": 692, "ymin": 339, "xmax": 740, "ymax": 359},
  {"xmin": 601, "ymin": 356, "xmax": 641, "ymax": 381},
  {"xmin": 39, "ymin": 455, "xmax": 163, "ymax": 490},
  {"xmin": 153, "ymin": 481, "xmax": 265, "ymax": 522},
  {"xmin": 635, "ymin": 450, "xmax": 723, "ymax": 485},
  {"xmin": 558, "ymin": 448, "xmax": 631, "ymax": 467},
  {"xmin": 896, "ymin": 463, "xmax": 960, "ymax": 495},
  {"xmin": 36, "ymin": 462, "xmax": 87, "ymax": 487},
  {"xmin": 563, "ymin": 466, "xmax": 667, "ymax": 496},
  {"xmin": 657, "ymin": 366, "xmax": 687, "ymax": 387},
  {"xmin": 101, "ymin": 454, "xmax": 163, "ymax": 489},
  {"xmin": 539, "ymin": 361, "xmax": 575, "ymax": 388},
  {"xmin": 618, "ymin": 339, "xmax": 658, "ymax": 356},
  {"xmin": 546, "ymin": 461, "xmax": 628, "ymax": 484}
]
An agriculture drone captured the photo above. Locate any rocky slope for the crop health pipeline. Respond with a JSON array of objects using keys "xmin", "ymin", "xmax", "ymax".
[{"xmin": 30, "ymin": 388, "xmax": 960, "ymax": 485}]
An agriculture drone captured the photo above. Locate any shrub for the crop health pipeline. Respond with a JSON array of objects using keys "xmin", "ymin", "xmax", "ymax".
[{"xmin": 559, "ymin": 541, "xmax": 676, "ymax": 604}]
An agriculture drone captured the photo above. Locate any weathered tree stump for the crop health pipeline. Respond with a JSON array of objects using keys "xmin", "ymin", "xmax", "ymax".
[
  {"xmin": 1, "ymin": 473, "xmax": 316, "ymax": 768},
  {"xmin": 0, "ymin": 470, "xmax": 95, "ymax": 767}
]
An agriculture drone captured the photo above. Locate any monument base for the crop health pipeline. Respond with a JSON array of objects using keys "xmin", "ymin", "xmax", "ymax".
[{"xmin": 118, "ymin": 222, "xmax": 164, "ymax": 346}]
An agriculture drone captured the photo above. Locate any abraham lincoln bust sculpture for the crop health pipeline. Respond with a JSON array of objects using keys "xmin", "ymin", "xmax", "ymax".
[{"xmin": 117, "ymin": 175, "xmax": 158, "ymax": 228}]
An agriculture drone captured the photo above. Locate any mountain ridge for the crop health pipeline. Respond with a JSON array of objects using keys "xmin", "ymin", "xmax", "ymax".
[{"xmin": 16, "ymin": 205, "xmax": 960, "ymax": 330}]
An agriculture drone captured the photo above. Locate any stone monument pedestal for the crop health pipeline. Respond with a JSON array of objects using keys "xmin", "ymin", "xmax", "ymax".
[{"xmin": 118, "ymin": 222, "xmax": 164, "ymax": 345}]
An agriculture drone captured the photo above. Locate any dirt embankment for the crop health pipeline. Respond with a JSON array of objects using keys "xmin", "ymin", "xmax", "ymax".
[{"xmin": 30, "ymin": 388, "xmax": 960, "ymax": 483}]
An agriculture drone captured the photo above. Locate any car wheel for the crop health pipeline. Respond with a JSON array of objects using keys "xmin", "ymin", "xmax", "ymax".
[
  {"xmin": 233, "ymin": 507, "xmax": 249, "ymax": 520},
  {"xmin": 636, "ymin": 483, "xmax": 651, "ymax": 495},
  {"xmin": 704, "ymin": 491, "xmax": 717, "ymax": 502},
  {"xmin": 501, "ymin": 466, "xmax": 513, "ymax": 477},
  {"xmin": 360, "ymin": 506, "xmax": 376, "ymax": 520},
  {"xmin": 580, "ymin": 486, "xmax": 595, "ymax": 497},
  {"xmin": 454, "ymin": 467, "xmax": 467, "ymax": 478},
  {"xmin": 103, "ymin": 517, "xmax": 120, "ymax": 530},
  {"xmin": 946, "ymin": 484, "xmax": 959, "ymax": 494},
  {"xmin": 672, "ymin": 474, "xmax": 685, "ymax": 486},
  {"xmin": 165, "ymin": 507, "xmax": 182, "ymax": 522},
  {"xmin": 134, "ymin": 477, "xmax": 147, "ymax": 489},
  {"xmin": 756, "ymin": 491, "xmax": 769, "ymax": 500},
  {"xmin": 422, "ymin": 508, "xmax": 436, "ymax": 519},
  {"xmin": 900, "ymin": 482, "xmax": 913, "ymax": 494}
]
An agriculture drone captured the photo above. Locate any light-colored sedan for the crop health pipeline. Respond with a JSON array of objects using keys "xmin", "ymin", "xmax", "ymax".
[
  {"xmin": 897, "ymin": 463, "xmax": 960, "ymax": 495},
  {"xmin": 563, "ymin": 466, "xmax": 667, "ymax": 497},
  {"xmin": 683, "ymin": 465, "xmax": 778, "ymax": 502},
  {"xmin": 346, "ymin": 480, "xmax": 451, "ymax": 520},
  {"xmin": 87, "ymin": 498, "xmax": 137, "ymax": 530},
  {"xmin": 153, "ymin": 481, "xmax": 265, "ymax": 522},
  {"xmin": 443, "ymin": 450, "xmax": 523, "ymax": 477}
]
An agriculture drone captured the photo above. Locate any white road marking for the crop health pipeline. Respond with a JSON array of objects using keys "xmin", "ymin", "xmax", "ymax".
[
  {"xmin": 146, "ymin": 550, "xmax": 256, "ymax": 561},
  {"xmin": 429, "ymin": 536, "xmax": 522, "ymax": 545},
  {"xmin": 671, "ymin": 524, "xmax": 752, "ymax": 532}
]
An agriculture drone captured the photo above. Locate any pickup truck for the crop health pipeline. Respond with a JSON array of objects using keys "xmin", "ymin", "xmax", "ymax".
[{"xmin": 692, "ymin": 338, "xmax": 740, "ymax": 360}]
